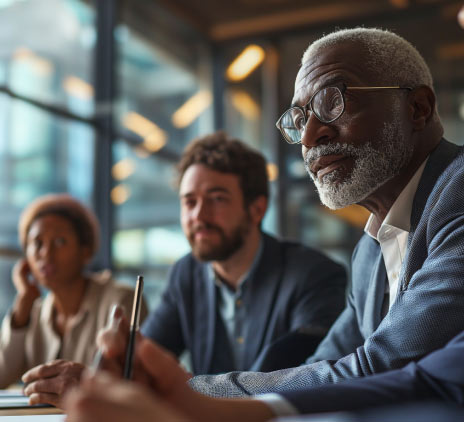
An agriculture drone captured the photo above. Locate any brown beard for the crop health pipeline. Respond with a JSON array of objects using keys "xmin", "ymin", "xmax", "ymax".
[{"xmin": 188, "ymin": 215, "xmax": 252, "ymax": 262}]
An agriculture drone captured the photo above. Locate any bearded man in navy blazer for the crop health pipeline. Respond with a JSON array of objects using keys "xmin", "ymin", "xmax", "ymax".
[
  {"xmin": 63, "ymin": 27, "xmax": 464, "ymax": 421},
  {"xmin": 140, "ymin": 132, "xmax": 346, "ymax": 375}
]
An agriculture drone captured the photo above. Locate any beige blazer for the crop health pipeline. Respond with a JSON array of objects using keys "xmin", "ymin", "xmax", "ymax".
[{"xmin": 0, "ymin": 271, "xmax": 148, "ymax": 388}]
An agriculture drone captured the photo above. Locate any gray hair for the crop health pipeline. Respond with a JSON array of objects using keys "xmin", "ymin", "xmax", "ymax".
[{"xmin": 302, "ymin": 27, "xmax": 439, "ymax": 120}]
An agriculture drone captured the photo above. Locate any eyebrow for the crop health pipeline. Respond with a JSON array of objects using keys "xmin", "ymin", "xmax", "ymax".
[
  {"xmin": 180, "ymin": 187, "xmax": 231, "ymax": 198},
  {"xmin": 291, "ymin": 76, "xmax": 345, "ymax": 107}
]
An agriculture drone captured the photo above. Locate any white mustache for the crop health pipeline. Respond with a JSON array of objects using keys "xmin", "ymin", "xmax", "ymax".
[{"xmin": 304, "ymin": 143, "xmax": 358, "ymax": 171}]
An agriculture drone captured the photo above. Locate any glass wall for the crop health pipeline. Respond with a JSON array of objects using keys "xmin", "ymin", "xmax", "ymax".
[
  {"xmin": 112, "ymin": 1, "xmax": 214, "ymax": 309},
  {"xmin": 0, "ymin": 0, "xmax": 96, "ymax": 319}
]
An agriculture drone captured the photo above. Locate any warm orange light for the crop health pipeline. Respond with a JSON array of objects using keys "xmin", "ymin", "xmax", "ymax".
[
  {"xmin": 171, "ymin": 90, "xmax": 212, "ymax": 128},
  {"xmin": 63, "ymin": 76, "xmax": 94, "ymax": 100},
  {"xmin": 123, "ymin": 112, "xmax": 167, "ymax": 152},
  {"xmin": 112, "ymin": 158, "xmax": 135, "ymax": 181},
  {"xmin": 267, "ymin": 163, "xmax": 279, "ymax": 182},
  {"xmin": 230, "ymin": 90, "xmax": 260, "ymax": 120},
  {"xmin": 389, "ymin": 0, "xmax": 408, "ymax": 9},
  {"xmin": 226, "ymin": 45, "xmax": 265, "ymax": 81},
  {"xmin": 111, "ymin": 184, "xmax": 131, "ymax": 205},
  {"xmin": 458, "ymin": 5, "xmax": 464, "ymax": 29},
  {"xmin": 12, "ymin": 47, "xmax": 54, "ymax": 76}
]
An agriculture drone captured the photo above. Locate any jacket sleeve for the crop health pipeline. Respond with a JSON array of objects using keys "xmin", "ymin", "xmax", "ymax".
[
  {"xmin": 0, "ymin": 311, "xmax": 30, "ymax": 388},
  {"xmin": 141, "ymin": 264, "xmax": 186, "ymax": 357},
  {"xmin": 281, "ymin": 332, "xmax": 464, "ymax": 414},
  {"xmin": 189, "ymin": 211, "xmax": 464, "ymax": 397}
]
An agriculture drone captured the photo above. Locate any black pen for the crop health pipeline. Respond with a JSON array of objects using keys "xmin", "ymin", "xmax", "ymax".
[{"xmin": 123, "ymin": 275, "xmax": 144, "ymax": 379}]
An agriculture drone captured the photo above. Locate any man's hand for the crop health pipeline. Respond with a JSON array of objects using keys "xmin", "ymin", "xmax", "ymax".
[
  {"xmin": 64, "ymin": 338, "xmax": 275, "ymax": 422},
  {"xmin": 64, "ymin": 372, "xmax": 192, "ymax": 422},
  {"xmin": 22, "ymin": 360, "xmax": 85, "ymax": 407}
]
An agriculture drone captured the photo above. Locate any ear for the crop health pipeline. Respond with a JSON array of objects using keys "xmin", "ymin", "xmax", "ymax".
[
  {"xmin": 407, "ymin": 85, "xmax": 436, "ymax": 131},
  {"xmin": 248, "ymin": 195, "xmax": 268, "ymax": 225},
  {"xmin": 80, "ymin": 246, "xmax": 93, "ymax": 266}
]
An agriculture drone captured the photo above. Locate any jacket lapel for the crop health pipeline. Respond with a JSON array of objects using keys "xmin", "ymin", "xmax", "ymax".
[
  {"xmin": 194, "ymin": 263, "xmax": 217, "ymax": 374},
  {"xmin": 364, "ymin": 246, "xmax": 388, "ymax": 333},
  {"xmin": 242, "ymin": 234, "xmax": 284, "ymax": 368},
  {"xmin": 404, "ymin": 139, "xmax": 461, "ymax": 286}
]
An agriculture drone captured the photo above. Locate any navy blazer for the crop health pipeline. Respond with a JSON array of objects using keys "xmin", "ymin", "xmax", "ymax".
[
  {"xmin": 280, "ymin": 329, "xmax": 464, "ymax": 416},
  {"xmin": 141, "ymin": 233, "xmax": 346, "ymax": 375},
  {"xmin": 189, "ymin": 139, "xmax": 464, "ymax": 396}
]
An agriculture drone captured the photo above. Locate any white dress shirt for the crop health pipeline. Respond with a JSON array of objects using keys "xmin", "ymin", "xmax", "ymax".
[{"xmin": 364, "ymin": 158, "xmax": 427, "ymax": 310}]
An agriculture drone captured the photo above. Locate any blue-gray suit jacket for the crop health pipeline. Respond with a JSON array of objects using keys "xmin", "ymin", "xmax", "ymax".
[
  {"xmin": 142, "ymin": 233, "xmax": 346, "ymax": 375},
  {"xmin": 189, "ymin": 139, "xmax": 464, "ymax": 396},
  {"xmin": 280, "ymin": 329, "xmax": 464, "ymax": 417}
]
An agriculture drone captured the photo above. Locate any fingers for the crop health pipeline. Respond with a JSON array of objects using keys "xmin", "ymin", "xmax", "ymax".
[
  {"xmin": 22, "ymin": 360, "xmax": 66, "ymax": 383},
  {"xmin": 64, "ymin": 373, "xmax": 192, "ymax": 422},
  {"xmin": 96, "ymin": 308, "xmax": 129, "ymax": 359},
  {"xmin": 28, "ymin": 392, "xmax": 60, "ymax": 408}
]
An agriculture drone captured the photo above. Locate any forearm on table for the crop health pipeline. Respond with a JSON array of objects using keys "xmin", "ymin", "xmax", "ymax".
[{"xmin": 183, "ymin": 392, "xmax": 276, "ymax": 422}]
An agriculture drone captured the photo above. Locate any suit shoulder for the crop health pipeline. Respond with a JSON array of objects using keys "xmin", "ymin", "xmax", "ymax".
[{"xmin": 267, "ymin": 235, "xmax": 345, "ymax": 274}]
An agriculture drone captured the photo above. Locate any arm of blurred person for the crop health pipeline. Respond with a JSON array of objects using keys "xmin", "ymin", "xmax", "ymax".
[
  {"xmin": 0, "ymin": 259, "xmax": 41, "ymax": 388},
  {"xmin": 10, "ymin": 259, "xmax": 41, "ymax": 328},
  {"xmin": 64, "ymin": 337, "xmax": 276, "ymax": 422},
  {"xmin": 20, "ymin": 302, "xmax": 127, "ymax": 407}
]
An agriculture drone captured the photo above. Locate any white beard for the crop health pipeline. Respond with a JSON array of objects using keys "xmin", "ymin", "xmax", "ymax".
[{"xmin": 304, "ymin": 119, "xmax": 413, "ymax": 209}]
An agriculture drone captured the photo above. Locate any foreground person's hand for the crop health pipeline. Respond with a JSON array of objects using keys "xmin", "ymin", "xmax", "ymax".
[
  {"xmin": 95, "ymin": 305, "xmax": 192, "ymax": 386},
  {"xmin": 64, "ymin": 372, "xmax": 192, "ymax": 422},
  {"xmin": 22, "ymin": 360, "xmax": 85, "ymax": 407},
  {"xmin": 64, "ymin": 338, "xmax": 275, "ymax": 422}
]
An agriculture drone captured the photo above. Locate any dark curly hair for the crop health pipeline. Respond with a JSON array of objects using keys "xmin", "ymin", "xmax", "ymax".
[{"xmin": 177, "ymin": 131, "xmax": 269, "ymax": 206}]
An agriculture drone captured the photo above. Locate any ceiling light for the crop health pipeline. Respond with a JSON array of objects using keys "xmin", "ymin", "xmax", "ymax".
[
  {"xmin": 123, "ymin": 111, "xmax": 167, "ymax": 152},
  {"xmin": 226, "ymin": 45, "xmax": 265, "ymax": 82},
  {"xmin": 267, "ymin": 163, "xmax": 279, "ymax": 182},
  {"xmin": 112, "ymin": 158, "xmax": 135, "ymax": 181},
  {"xmin": 12, "ymin": 47, "xmax": 53, "ymax": 76},
  {"xmin": 63, "ymin": 76, "xmax": 94, "ymax": 100},
  {"xmin": 230, "ymin": 90, "xmax": 260, "ymax": 120},
  {"xmin": 111, "ymin": 184, "xmax": 131, "ymax": 205},
  {"xmin": 171, "ymin": 90, "xmax": 212, "ymax": 128}
]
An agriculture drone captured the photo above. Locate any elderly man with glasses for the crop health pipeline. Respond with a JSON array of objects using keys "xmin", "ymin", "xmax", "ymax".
[{"xmin": 64, "ymin": 27, "xmax": 464, "ymax": 421}]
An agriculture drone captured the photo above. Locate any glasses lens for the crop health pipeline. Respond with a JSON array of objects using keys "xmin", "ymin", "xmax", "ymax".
[
  {"xmin": 312, "ymin": 86, "xmax": 344, "ymax": 122},
  {"xmin": 279, "ymin": 107, "xmax": 305, "ymax": 143}
]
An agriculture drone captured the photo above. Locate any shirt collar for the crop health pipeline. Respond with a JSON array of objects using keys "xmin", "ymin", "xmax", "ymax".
[
  {"xmin": 209, "ymin": 233, "xmax": 264, "ymax": 291},
  {"xmin": 365, "ymin": 158, "xmax": 428, "ymax": 240}
]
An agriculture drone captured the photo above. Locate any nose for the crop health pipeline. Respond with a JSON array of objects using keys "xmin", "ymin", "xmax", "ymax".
[
  {"xmin": 191, "ymin": 199, "xmax": 210, "ymax": 222},
  {"xmin": 300, "ymin": 112, "xmax": 337, "ymax": 149},
  {"xmin": 37, "ymin": 242, "xmax": 53, "ymax": 259}
]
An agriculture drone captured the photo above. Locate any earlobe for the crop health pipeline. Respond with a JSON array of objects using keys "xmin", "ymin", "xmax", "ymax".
[
  {"xmin": 409, "ymin": 86, "xmax": 435, "ymax": 130},
  {"xmin": 249, "ymin": 196, "xmax": 268, "ymax": 225}
]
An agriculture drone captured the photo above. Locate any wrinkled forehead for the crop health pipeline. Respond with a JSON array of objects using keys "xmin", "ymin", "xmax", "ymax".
[{"xmin": 293, "ymin": 41, "xmax": 374, "ymax": 103}]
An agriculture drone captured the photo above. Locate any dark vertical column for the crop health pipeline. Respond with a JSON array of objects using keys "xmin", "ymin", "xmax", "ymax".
[
  {"xmin": 262, "ymin": 44, "xmax": 286, "ymax": 235},
  {"xmin": 93, "ymin": 0, "xmax": 117, "ymax": 270},
  {"xmin": 271, "ymin": 42, "xmax": 288, "ymax": 236},
  {"xmin": 211, "ymin": 43, "xmax": 225, "ymax": 131}
]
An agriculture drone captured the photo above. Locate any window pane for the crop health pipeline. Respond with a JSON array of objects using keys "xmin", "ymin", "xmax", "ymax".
[
  {"xmin": 115, "ymin": 1, "xmax": 213, "ymax": 155},
  {"xmin": 0, "ymin": 0, "xmax": 95, "ymax": 118},
  {"xmin": 113, "ymin": 1, "xmax": 213, "ymax": 308}
]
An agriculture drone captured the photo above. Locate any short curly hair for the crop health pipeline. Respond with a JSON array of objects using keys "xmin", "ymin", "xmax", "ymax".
[
  {"xmin": 18, "ymin": 193, "xmax": 100, "ymax": 257},
  {"xmin": 177, "ymin": 131, "xmax": 269, "ymax": 206}
]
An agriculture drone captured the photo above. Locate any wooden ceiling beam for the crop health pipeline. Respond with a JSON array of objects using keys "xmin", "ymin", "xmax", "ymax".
[{"xmin": 209, "ymin": 1, "xmax": 391, "ymax": 41}]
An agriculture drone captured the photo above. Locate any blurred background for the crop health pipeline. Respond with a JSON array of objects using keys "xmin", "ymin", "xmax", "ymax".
[{"xmin": 0, "ymin": 0, "xmax": 463, "ymax": 317}]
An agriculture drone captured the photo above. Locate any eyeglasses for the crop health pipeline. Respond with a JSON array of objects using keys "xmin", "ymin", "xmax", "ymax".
[{"xmin": 276, "ymin": 83, "xmax": 412, "ymax": 144}]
